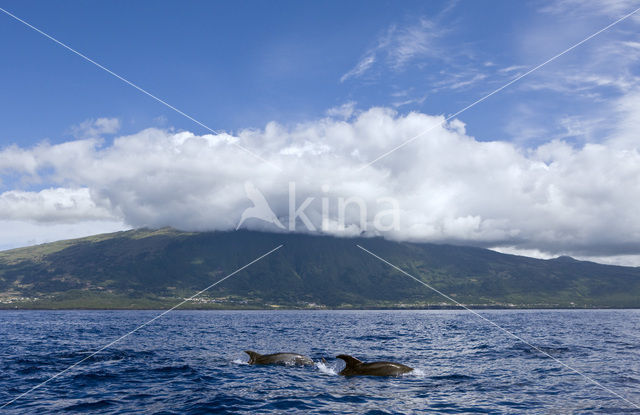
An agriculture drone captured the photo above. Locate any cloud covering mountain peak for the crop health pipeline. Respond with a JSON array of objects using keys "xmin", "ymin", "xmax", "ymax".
[{"xmin": 1, "ymin": 103, "xmax": 640, "ymax": 263}]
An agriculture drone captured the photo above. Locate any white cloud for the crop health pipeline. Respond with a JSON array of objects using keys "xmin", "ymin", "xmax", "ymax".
[
  {"xmin": 540, "ymin": 0, "xmax": 640, "ymax": 22},
  {"xmin": 340, "ymin": 54, "xmax": 376, "ymax": 82},
  {"xmin": 501, "ymin": 5, "xmax": 640, "ymax": 150},
  {"xmin": 439, "ymin": 73, "xmax": 487, "ymax": 91},
  {"xmin": 2, "ymin": 100, "xmax": 640, "ymax": 263},
  {"xmin": 392, "ymin": 95, "xmax": 427, "ymax": 108},
  {"xmin": 340, "ymin": 17, "xmax": 447, "ymax": 82},
  {"xmin": 390, "ymin": 18, "xmax": 440, "ymax": 68},
  {"xmin": 491, "ymin": 246, "xmax": 640, "ymax": 266},
  {"xmin": 326, "ymin": 101, "xmax": 357, "ymax": 119},
  {"xmin": 71, "ymin": 117, "xmax": 120, "ymax": 138},
  {"xmin": 0, "ymin": 188, "xmax": 116, "ymax": 222},
  {"xmin": 520, "ymin": 3, "xmax": 640, "ymax": 98},
  {"xmin": 499, "ymin": 65, "xmax": 528, "ymax": 73}
]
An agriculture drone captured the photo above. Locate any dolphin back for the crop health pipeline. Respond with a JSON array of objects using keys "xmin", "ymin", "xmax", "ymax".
[
  {"xmin": 336, "ymin": 354, "xmax": 363, "ymax": 369},
  {"xmin": 244, "ymin": 350, "xmax": 261, "ymax": 364},
  {"xmin": 337, "ymin": 354, "xmax": 412, "ymax": 376},
  {"xmin": 245, "ymin": 351, "xmax": 314, "ymax": 366}
]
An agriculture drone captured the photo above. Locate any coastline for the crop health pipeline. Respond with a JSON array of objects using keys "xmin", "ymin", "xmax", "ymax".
[{"xmin": 3, "ymin": 305, "xmax": 640, "ymax": 311}]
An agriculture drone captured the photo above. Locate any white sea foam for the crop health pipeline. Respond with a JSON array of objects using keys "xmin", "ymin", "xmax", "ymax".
[
  {"xmin": 232, "ymin": 358, "xmax": 248, "ymax": 365},
  {"xmin": 315, "ymin": 361, "xmax": 338, "ymax": 375},
  {"xmin": 405, "ymin": 368, "xmax": 427, "ymax": 378}
]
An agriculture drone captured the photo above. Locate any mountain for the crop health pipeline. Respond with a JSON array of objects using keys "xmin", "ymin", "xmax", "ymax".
[{"xmin": 1, "ymin": 228, "xmax": 639, "ymax": 309}]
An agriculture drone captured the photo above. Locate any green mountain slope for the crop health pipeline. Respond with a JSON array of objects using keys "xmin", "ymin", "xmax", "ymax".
[{"xmin": 1, "ymin": 228, "xmax": 639, "ymax": 309}]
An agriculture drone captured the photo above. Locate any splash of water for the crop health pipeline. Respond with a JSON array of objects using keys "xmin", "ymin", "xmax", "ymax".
[
  {"xmin": 315, "ymin": 360, "xmax": 338, "ymax": 376},
  {"xmin": 405, "ymin": 368, "xmax": 426, "ymax": 378}
]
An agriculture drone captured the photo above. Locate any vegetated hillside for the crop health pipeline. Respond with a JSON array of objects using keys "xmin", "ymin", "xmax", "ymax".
[{"xmin": 1, "ymin": 228, "xmax": 639, "ymax": 309}]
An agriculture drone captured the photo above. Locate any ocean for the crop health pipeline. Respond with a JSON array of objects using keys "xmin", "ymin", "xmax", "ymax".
[{"xmin": 1, "ymin": 309, "xmax": 639, "ymax": 414}]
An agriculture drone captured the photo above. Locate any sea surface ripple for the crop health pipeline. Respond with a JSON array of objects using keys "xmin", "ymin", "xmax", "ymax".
[{"xmin": 1, "ymin": 309, "xmax": 640, "ymax": 414}]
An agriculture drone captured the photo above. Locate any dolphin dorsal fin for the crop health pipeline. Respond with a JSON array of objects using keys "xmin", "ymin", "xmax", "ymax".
[
  {"xmin": 244, "ymin": 350, "xmax": 261, "ymax": 364},
  {"xmin": 337, "ymin": 354, "xmax": 362, "ymax": 368}
]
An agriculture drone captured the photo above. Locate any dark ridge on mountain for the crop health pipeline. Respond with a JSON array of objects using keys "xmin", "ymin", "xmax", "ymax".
[
  {"xmin": 1, "ymin": 228, "xmax": 639, "ymax": 309},
  {"xmin": 551, "ymin": 255, "xmax": 579, "ymax": 263}
]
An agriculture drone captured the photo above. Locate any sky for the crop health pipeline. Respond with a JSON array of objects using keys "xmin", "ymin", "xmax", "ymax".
[{"xmin": 1, "ymin": 0, "xmax": 640, "ymax": 265}]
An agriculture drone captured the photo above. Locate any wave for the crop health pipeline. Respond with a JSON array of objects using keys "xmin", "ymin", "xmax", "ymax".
[
  {"xmin": 429, "ymin": 373, "xmax": 475, "ymax": 382},
  {"xmin": 150, "ymin": 364, "xmax": 196, "ymax": 374},
  {"xmin": 63, "ymin": 399, "xmax": 116, "ymax": 411},
  {"xmin": 510, "ymin": 343, "xmax": 574, "ymax": 358}
]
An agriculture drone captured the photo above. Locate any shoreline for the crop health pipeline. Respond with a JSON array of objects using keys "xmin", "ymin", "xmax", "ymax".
[{"xmin": 2, "ymin": 306, "xmax": 639, "ymax": 311}]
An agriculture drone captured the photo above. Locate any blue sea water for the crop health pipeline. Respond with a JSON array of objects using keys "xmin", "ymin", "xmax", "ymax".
[{"xmin": 1, "ymin": 310, "xmax": 640, "ymax": 414}]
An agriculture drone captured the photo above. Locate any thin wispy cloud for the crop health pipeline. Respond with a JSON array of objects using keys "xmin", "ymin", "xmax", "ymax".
[
  {"xmin": 340, "ymin": 17, "xmax": 447, "ymax": 82},
  {"xmin": 338, "ymin": 4, "xmax": 504, "ymax": 110},
  {"xmin": 522, "ymin": 40, "xmax": 640, "ymax": 96},
  {"xmin": 496, "ymin": 2, "xmax": 640, "ymax": 150},
  {"xmin": 340, "ymin": 54, "xmax": 376, "ymax": 83},
  {"xmin": 392, "ymin": 95, "xmax": 427, "ymax": 108},
  {"xmin": 70, "ymin": 117, "xmax": 121, "ymax": 139},
  {"xmin": 522, "ymin": 1, "xmax": 640, "ymax": 95},
  {"xmin": 325, "ymin": 101, "xmax": 357, "ymax": 119},
  {"xmin": 499, "ymin": 65, "xmax": 528, "ymax": 73},
  {"xmin": 434, "ymin": 73, "xmax": 488, "ymax": 91},
  {"xmin": 389, "ymin": 18, "xmax": 440, "ymax": 68},
  {"xmin": 540, "ymin": 0, "xmax": 640, "ymax": 21}
]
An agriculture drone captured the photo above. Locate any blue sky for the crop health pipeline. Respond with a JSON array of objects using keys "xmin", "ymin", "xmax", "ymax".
[
  {"xmin": 1, "ymin": 0, "xmax": 635, "ymax": 147},
  {"xmin": 1, "ymin": 1, "xmax": 640, "ymax": 264}
]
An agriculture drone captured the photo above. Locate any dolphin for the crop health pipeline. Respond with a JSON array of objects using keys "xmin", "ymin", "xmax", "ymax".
[
  {"xmin": 244, "ymin": 350, "xmax": 314, "ymax": 366},
  {"xmin": 336, "ymin": 354, "xmax": 413, "ymax": 376}
]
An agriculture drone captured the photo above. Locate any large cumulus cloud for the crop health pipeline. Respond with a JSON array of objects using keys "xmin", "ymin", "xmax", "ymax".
[{"xmin": 1, "ymin": 102, "xmax": 640, "ymax": 262}]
